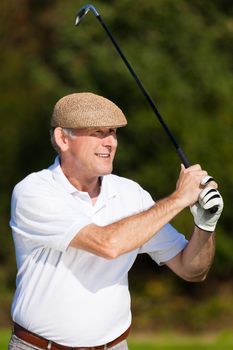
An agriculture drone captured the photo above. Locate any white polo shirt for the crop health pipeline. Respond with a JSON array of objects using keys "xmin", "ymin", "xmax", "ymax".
[{"xmin": 10, "ymin": 157, "xmax": 188, "ymax": 346}]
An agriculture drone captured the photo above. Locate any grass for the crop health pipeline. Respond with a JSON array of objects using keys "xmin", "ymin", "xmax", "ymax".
[
  {"xmin": 128, "ymin": 330, "xmax": 233, "ymax": 349},
  {"xmin": 1, "ymin": 329, "xmax": 233, "ymax": 349},
  {"xmin": 0, "ymin": 328, "xmax": 11, "ymax": 349}
]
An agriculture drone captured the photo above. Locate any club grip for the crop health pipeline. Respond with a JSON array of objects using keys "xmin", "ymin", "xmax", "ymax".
[
  {"xmin": 176, "ymin": 147, "xmax": 219, "ymax": 214},
  {"xmin": 177, "ymin": 147, "xmax": 190, "ymax": 168}
]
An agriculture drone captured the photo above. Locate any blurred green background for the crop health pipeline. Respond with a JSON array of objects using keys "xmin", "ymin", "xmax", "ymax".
[{"xmin": 0, "ymin": 0, "xmax": 233, "ymax": 344}]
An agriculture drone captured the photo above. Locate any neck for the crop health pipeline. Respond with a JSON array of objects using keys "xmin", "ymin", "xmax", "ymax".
[
  {"xmin": 61, "ymin": 166, "xmax": 101, "ymax": 202},
  {"xmin": 70, "ymin": 174, "xmax": 101, "ymax": 197}
]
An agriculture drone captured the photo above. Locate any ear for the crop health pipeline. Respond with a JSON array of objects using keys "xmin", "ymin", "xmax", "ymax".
[{"xmin": 54, "ymin": 127, "xmax": 70, "ymax": 152}]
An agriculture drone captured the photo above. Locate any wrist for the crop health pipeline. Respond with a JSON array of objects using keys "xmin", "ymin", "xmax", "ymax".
[
  {"xmin": 169, "ymin": 191, "xmax": 188, "ymax": 212},
  {"xmin": 195, "ymin": 224, "xmax": 215, "ymax": 234}
]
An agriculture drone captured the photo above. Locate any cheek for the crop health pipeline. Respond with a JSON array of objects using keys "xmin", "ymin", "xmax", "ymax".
[
  {"xmin": 113, "ymin": 138, "xmax": 118, "ymax": 150},
  {"xmin": 77, "ymin": 147, "xmax": 93, "ymax": 161},
  {"xmin": 69, "ymin": 139, "xmax": 92, "ymax": 157}
]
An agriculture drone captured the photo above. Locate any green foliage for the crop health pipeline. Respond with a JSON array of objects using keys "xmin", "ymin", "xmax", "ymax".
[
  {"xmin": 0, "ymin": 0, "xmax": 232, "ymax": 327},
  {"xmin": 130, "ymin": 266, "xmax": 233, "ymax": 333}
]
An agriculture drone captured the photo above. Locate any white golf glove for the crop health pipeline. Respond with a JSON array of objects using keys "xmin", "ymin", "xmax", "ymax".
[{"xmin": 190, "ymin": 186, "xmax": 224, "ymax": 232}]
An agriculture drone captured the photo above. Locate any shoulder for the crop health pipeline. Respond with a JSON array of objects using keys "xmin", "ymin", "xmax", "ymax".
[
  {"xmin": 104, "ymin": 174, "xmax": 155, "ymax": 209},
  {"xmin": 12, "ymin": 168, "xmax": 54, "ymax": 199},
  {"xmin": 106, "ymin": 174, "xmax": 142, "ymax": 190}
]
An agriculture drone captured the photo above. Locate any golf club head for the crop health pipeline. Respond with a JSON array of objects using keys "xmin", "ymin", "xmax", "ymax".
[{"xmin": 75, "ymin": 4, "xmax": 99, "ymax": 26}]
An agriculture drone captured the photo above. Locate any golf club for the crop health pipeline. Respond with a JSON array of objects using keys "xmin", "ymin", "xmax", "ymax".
[{"xmin": 75, "ymin": 4, "xmax": 219, "ymax": 214}]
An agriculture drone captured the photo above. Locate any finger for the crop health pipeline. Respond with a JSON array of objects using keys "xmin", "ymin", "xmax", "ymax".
[
  {"xmin": 180, "ymin": 163, "xmax": 185, "ymax": 173},
  {"xmin": 201, "ymin": 175, "xmax": 214, "ymax": 186},
  {"xmin": 184, "ymin": 164, "xmax": 202, "ymax": 171},
  {"xmin": 182, "ymin": 167, "xmax": 207, "ymax": 184},
  {"xmin": 201, "ymin": 196, "xmax": 223, "ymax": 211},
  {"xmin": 199, "ymin": 187, "xmax": 220, "ymax": 201},
  {"xmin": 199, "ymin": 187, "xmax": 222, "ymax": 209},
  {"xmin": 200, "ymin": 176, "xmax": 218, "ymax": 189},
  {"xmin": 205, "ymin": 181, "xmax": 218, "ymax": 189}
]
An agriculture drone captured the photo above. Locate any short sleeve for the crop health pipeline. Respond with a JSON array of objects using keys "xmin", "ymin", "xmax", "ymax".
[
  {"xmin": 136, "ymin": 185, "xmax": 188, "ymax": 265},
  {"xmin": 10, "ymin": 174, "xmax": 91, "ymax": 252},
  {"xmin": 139, "ymin": 224, "xmax": 188, "ymax": 265}
]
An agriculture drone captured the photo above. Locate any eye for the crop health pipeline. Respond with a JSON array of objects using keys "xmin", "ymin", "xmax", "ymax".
[
  {"xmin": 92, "ymin": 130, "xmax": 103, "ymax": 137},
  {"xmin": 90, "ymin": 128, "xmax": 117, "ymax": 138},
  {"xmin": 110, "ymin": 128, "xmax": 117, "ymax": 135}
]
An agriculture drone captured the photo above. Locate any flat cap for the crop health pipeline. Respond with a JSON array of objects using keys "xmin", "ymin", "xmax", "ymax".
[{"xmin": 51, "ymin": 92, "xmax": 127, "ymax": 129}]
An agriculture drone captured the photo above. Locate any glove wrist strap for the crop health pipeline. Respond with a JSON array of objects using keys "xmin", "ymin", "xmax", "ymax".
[{"xmin": 195, "ymin": 224, "xmax": 215, "ymax": 234}]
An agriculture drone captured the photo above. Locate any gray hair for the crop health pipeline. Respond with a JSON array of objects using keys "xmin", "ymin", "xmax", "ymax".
[{"xmin": 50, "ymin": 127, "xmax": 75, "ymax": 154}]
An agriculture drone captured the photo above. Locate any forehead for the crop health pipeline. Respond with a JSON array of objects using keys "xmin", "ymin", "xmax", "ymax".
[{"xmin": 72, "ymin": 127, "xmax": 117, "ymax": 135}]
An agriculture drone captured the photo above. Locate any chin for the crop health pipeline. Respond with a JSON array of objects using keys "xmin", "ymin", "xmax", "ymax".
[{"xmin": 99, "ymin": 166, "xmax": 113, "ymax": 176}]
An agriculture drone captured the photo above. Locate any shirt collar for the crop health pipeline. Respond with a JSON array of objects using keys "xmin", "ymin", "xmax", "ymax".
[
  {"xmin": 49, "ymin": 156, "xmax": 78, "ymax": 194},
  {"xmin": 100, "ymin": 175, "xmax": 117, "ymax": 200},
  {"xmin": 49, "ymin": 156, "xmax": 117, "ymax": 200}
]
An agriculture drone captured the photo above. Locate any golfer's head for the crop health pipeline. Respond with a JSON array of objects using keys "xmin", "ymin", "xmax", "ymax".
[
  {"xmin": 51, "ymin": 92, "xmax": 127, "ymax": 129},
  {"xmin": 51, "ymin": 93, "xmax": 126, "ymax": 176}
]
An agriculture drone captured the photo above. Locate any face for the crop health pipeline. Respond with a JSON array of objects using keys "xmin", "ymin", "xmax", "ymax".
[{"xmin": 62, "ymin": 127, "xmax": 118, "ymax": 180}]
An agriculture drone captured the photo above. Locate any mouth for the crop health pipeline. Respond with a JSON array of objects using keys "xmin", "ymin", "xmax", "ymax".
[{"xmin": 95, "ymin": 153, "xmax": 110, "ymax": 158}]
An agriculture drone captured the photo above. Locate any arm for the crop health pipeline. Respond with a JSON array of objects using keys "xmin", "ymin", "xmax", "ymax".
[
  {"xmin": 69, "ymin": 164, "xmax": 210, "ymax": 259},
  {"xmin": 165, "ymin": 178, "xmax": 223, "ymax": 282},
  {"xmin": 166, "ymin": 227, "xmax": 215, "ymax": 282},
  {"xmin": 70, "ymin": 192, "xmax": 185, "ymax": 259}
]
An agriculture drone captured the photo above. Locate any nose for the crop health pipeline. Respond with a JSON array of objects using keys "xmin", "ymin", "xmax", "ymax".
[
  {"xmin": 102, "ymin": 133, "xmax": 117, "ymax": 148},
  {"xmin": 102, "ymin": 129, "xmax": 117, "ymax": 141}
]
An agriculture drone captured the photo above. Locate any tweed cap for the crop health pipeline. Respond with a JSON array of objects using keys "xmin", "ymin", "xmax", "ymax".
[{"xmin": 51, "ymin": 92, "xmax": 127, "ymax": 129}]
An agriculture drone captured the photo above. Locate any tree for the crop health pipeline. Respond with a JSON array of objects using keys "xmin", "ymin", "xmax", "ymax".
[{"xmin": 0, "ymin": 0, "xmax": 233, "ymax": 306}]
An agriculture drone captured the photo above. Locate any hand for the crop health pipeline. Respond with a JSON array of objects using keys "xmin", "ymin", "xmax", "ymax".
[
  {"xmin": 175, "ymin": 164, "xmax": 209, "ymax": 208},
  {"xmin": 190, "ymin": 186, "xmax": 224, "ymax": 232}
]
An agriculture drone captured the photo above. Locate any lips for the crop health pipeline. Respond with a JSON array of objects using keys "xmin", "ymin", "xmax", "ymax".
[{"xmin": 95, "ymin": 153, "xmax": 110, "ymax": 158}]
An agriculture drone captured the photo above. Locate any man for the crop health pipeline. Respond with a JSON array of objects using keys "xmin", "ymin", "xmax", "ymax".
[{"xmin": 9, "ymin": 92, "xmax": 223, "ymax": 350}]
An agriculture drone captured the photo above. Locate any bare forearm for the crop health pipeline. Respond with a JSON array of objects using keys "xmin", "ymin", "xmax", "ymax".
[
  {"xmin": 70, "ymin": 192, "xmax": 184, "ymax": 258},
  {"xmin": 166, "ymin": 226, "xmax": 215, "ymax": 282},
  {"xmin": 180, "ymin": 227, "xmax": 215, "ymax": 281},
  {"xmin": 70, "ymin": 164, "xmax": 217, "ymax": 260}
]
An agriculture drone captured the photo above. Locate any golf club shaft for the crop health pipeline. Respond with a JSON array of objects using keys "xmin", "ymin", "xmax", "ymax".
[
  {"xmin": 96, "ymin": 15, "xmax": 190, "ymax": 168},
  {"xmin": 75, "ymin": 5, "xmax": 218, "ymax": 213}
]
